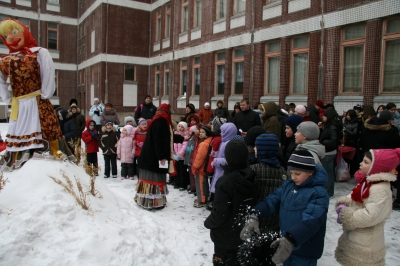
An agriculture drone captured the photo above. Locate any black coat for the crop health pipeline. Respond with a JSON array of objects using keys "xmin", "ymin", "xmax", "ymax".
[
  {"xmin": 233, "ymin": 109, "xmax": 262, "ymax": 134},
  {"xmin": 283, "ymin": 137, "xmax": 298, "ymax": 162},
  {"xmin": 359, "ymin": 117, "xmax": 400, "ymax": 152},
  {"xmin": 99, "ymin": 127, "xmax": 119, "ymax": 155},
  {"xmin": 60, "ymin": 110, "xmax": 77, "ymax": 142},
  {"xmin": 138, "ymin": 118, "xmax": 171, "ymax": 174},
  {"xmin": 309, "ymin": 107, "xmax": 321, "ymax": 124},
  {"xmin": 214, "ymin": 107, "xmax": 231, "ymax": 122},
  {"xmin": 68, "ymin": 109, "xmax": 85, "ymax": 138},
  {"xmin": 134, "ymin": 102, "xmax": 157, "ymax": 123},
  {"xmin": 204, "ymin": 165, "xmax": 257, "ymax": 249},
  {"xmin": 343, "ymin": 118, "xmax": 359, "ymax": 148},
  {"xmin": 319, "ymin": 121, "xmax": 340, "ymax": 153}
]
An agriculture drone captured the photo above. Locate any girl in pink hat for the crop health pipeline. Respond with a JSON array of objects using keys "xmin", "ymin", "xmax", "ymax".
[{"xmin": 335, "ymin": 148, "xmax": 400, "ymax": 266}]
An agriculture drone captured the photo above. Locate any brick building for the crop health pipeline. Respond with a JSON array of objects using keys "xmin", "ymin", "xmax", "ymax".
[{"xmin": 0, "ymin": 0, "xmax": 399, "ymax": 119}]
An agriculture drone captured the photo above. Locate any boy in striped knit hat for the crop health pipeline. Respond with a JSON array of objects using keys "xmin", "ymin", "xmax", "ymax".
[{"xmin": 241, "ymin": 150, "xmax": 329, "ymax": 265}]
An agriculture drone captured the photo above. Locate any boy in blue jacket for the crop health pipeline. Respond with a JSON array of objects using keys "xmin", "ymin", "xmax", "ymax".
[{"xmin": 240, "ymin": 150, "xmax": 329, "ymax": 266}]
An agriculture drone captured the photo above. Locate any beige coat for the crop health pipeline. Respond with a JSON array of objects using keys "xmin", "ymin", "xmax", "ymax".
[{"xmin": 335, "ymin": 172, "xmax": 396, "ymax": 266}]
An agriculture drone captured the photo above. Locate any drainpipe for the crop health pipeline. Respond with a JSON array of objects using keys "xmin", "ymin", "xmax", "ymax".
[
  {"xmin": 148, "ymin": 4, "xmax": 153, "ymax": 97},
  {"xmin": 249, "ymin": 0, "xmax": 255, "ymax": 107},
  {"xmin": 317, "ymin": 0, "xmax": 325, "ymax": 101},
  {"xmin": 105, "ymin": 0, "xmax": 109, "ymax": 103},
  {"xmin": 37, "ymin": 0, "xmax": 40, "ymax": 46},
  {"xmin": 76, "ymin": 1, "xmax": 80, "ymax": 112}
]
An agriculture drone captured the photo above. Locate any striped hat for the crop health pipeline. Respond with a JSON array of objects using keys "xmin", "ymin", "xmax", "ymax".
[
  {"xmin": 255, "ymin": 133, "xmax": 280, "ymax": 168},
  {"xmin": 287, "ymin": 150, "xmax": 315, "ymax": 172}
]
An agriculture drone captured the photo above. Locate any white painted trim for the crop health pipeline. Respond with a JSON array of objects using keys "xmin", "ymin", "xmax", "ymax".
[
  {"xmin": 53, "ymin": 62, "xmax": 77, "ymax": 71},
  {"xmin": 0, "ymin": 0, "xmax": 11, "ymax": 3},
  {"xmin": 46, "ymin": 3, "xmax": 60, "ymax": 13},
  {"xmin": 179, "ymin": 32, "xmax": 188, "ymax": 44},
  {"xmin": 78, "ymin": 54, "xmax": 150, "ymax": 70},
  {"xmin": 288, "ymin": 0, "xmax": 311, "ymax": 14},
  {"xmin": 153, "ymin": 42, "xmax": 160, "ymax": 51},
  {"xmin": 49, "ymin": 50, "xmax": 59, "ymax": 59},
  {"xmin": 213, "ymin": 19, "xmax": 226, "ymax": 34},
  {"xmin": 0, "ymin": 6, "xmax": 77, "ymax": 25},
  {"xmin": 263, "ymin": 3, "xmax": 282, "ymax": 20},
  {"xmin": 191, "ymin": 28, "xmax": 201, "ymax": 40},
  {"xmin": 230, "ymin": 13, "xmax": 246, "ymax": 29},
  {"xmin": 162, "ymin": 38, "xmax": 170, "ymax": 49},
  {"xmin": 16, "ymin": 0, "xmax": 31, "ymax": 7}
]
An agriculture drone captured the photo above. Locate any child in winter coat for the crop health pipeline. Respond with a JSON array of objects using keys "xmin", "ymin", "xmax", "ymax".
[
  {"xmin": 81, "ymin": 119, "xmax": 99, "ymax": 176},
  {"xmin": 117, "ymin": 125, "xmax": 135, "ymax": 180},
  {"xmin": 124, "ymin": 116, "xmax": 137, "ymax": 137},
  {"xmin": 184, "ymin": 125, "xmax": 200, "ymax": 193},
  {"xmin": 191, "ymin": 126, "xmax": 213, "ymax": 207},
  {"xmin": 295, "ymin": 122, "xmax": 325, "ymax": 165},
  {"xmin": 100, "ymin": 121, "xmax": 119, "ymax": 178},
  {"xmin": 132, "ymin": 118, "xmax": 148, "ymax": 177},
  {"xmin": 204, "ymin": 140, "xmax": 258, "ymax": 265},
  {"xmin": 241, "ymin": 150, "xmax": 329, "ymax": 266},
  {"xmin": 173, "ymin": 122, "xmax": 189, "ymax": 190},
  {"xmin": 335, "ymin": 149, "xmax": 400, "ymax": 266}
]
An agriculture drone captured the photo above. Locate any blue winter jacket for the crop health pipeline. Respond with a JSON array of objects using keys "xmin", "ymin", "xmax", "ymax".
[
  {"xmin": 393, "ymin": 111, "xmax": 400, "ymax": 131},
  {"xmin": 252, "ymin": 164, "xmax": 329, "ymax": 260}
]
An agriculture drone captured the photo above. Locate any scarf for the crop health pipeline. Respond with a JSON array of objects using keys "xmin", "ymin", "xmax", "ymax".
[
  {"xmin": 351, "ymin": 170, "xmax": 382, "ymax": 203},
  {"xmin": 148, "ymin": 104, "xmax": 172, "ymax": 130},
  {"xmin": 0, "ymin": 19, "xmax": 38, "ymax": 54}
]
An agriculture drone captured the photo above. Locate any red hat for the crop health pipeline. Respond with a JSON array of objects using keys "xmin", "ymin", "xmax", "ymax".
[
  {"xmin": 368, "ymin": 148, "xmax": 400, "ymax": 176},
  {"xmin": 315, "ymin": 100, "xmax": 324, "ymax": 109}
]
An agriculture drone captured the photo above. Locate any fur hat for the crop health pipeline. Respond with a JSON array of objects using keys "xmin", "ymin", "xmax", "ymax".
[
  {"xmin": 245, "ymin": 126, "xmax": 266, "ymax": 146},
  {"xmin": 69, "ymin": 98, "xmax": 78, "ymax": 106},
  {"xmin": 255, "ymin": 133, "xmax": 280, "ymax": 168},
  {"xmin": 288, "ymin": 150, "xmax": 315, "ymax": 172},
  {"xmin": 294, "ymin": 105, "xmax": 306, "ymax": 115},
  {"xmin": 70, "ymin": 103, "xmax": 78, "ymax": 110},
  {"xmin": 186, "ymin": 103, "xmax": 196, "ymax": 113},
  {"xmin": 368, "ymin": 148, "xmax": 400, "ymax": 176},
  {"xmin": 315, "ymin": 100, "xmax": 324, "ymax": 109},
  {"xmin": 200, "ymin": 125, "xmax": 212, "ymax": 137},
  {"xmin": 296, "ymin": 122, "xmax": 320, "ymax": 140},
  {"xmin": 93, "ymin": 98, "xmax": 99, "ymax": 102},
  {"xmin": 285, "ymin": 115, "xmax": 304, "ymax": 134},
  {"xmin": 225, "ymin": 139, "xmax": 248, "ymax": 166},
  {"xmin": 178, "ymin": 121, "xmax": 188, "ymax": 132}
]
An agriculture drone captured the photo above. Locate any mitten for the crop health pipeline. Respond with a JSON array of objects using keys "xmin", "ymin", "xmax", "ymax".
[
  {"xmin": 270, "ymin": 236, "xmax": 294, "ymax": 264},
  {"xmin": 137, "ymin": 141, "xmax": 143, "ymax": 147},
  {"xmin": 94, "ymin": 110, "xmax": 100, "ymax": 116},
  {"xmin": 240, "ymin": 214, "xmax": 260, "ymax": 240},
  {"xmin": 211, "ymin": 160, "xmax": 215, "ymax": 168},
  {"xmin": 173, "ymin": 154, "xmax": 180, "ymax": 161},
  {"xmin": 336, "ymin": 204, "xmax": 347, "ymax": 224},
  {"xmin": 209, "ymin": 150, "xmax": 218, "ymax": 157}
]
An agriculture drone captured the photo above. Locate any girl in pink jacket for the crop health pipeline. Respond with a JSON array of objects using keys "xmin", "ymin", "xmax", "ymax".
[
  {"xmin": 173, "ymin": 122, "xmax": 189, "ymax": 190},
  {"xmin": 117, "ymin": 125, "xmax": 135, "ymax": 180}
]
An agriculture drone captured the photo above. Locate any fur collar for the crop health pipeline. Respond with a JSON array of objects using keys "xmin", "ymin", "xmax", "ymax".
[
  {"xmin": 66, "ymin": 108, "xmax": 81, "ymax": 119},
  {"xmin": 364, "ymin": 118, "xmax": 391, "ymax": 131},
  {"xmin": 101, "ymin": 126, "xmax": 116, "ymax": 133},
  {"xmin": 367, "ymin": 172, "xmax": 396, "ymax": 183}
]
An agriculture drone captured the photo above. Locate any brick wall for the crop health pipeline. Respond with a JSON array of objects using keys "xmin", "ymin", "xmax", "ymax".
[
  {"xmin": 279, "ymin": 38, "xmax": 290, "ymax": 106},
  {"xmin": 324, "ymin": 27, "xmax": 340, "ymax": 103}
]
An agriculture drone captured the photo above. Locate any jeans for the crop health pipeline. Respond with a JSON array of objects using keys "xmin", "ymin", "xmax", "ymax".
[
  {"xmin": 121, "ymin": 163, "xmax": 134, "ymax": 177},
  {"xmin": 322, "ymin": 154, "xmax": 336, "ymax": 197},
  {"xmin": 283, "ymin": 254, "xmax": 317, "ymax": 266},
  {"xmin": 104, "ymin": 154, "xmax": 117, "ymax": 177}
]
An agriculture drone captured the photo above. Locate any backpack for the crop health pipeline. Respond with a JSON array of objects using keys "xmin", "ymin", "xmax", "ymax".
[
  {"xmin": 203, "ymin": 138, "xmax": 215, "ymax": 176},
  {"xmin": 134, "ymin": 104, "xmax": 143, "ymax": 114}
]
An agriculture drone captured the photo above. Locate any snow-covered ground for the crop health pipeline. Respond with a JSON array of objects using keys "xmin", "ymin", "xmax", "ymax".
[{"xmin": 0, "ymin": 122, "xmax": 399, "ymax": 266}]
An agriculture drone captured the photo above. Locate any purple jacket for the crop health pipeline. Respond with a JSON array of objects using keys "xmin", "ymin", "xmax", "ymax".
[{"xmin": 210, "ymin": 123, "xmax": 237, "ymax": 193}]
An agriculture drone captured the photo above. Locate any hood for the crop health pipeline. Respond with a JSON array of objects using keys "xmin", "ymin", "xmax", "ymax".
[
  {"xmin": 295, "ymin": 164, "xmax": 328, "ymax": 188},
  {"xmin": 263, "ymin": 102, "xmax": 278, "ymax": 118},
  {"xmin": 66, "ymin": 108, "xmax": 81, "ymax": 119},
  {"xmin": 296, "ymin": 140, "xmax": 325, "ymax": 159},
  {"xmin": 367, "ymin": 172, "xmax": 397, "ymax": 183},
  {"xmin": 60, "ymin": 110, "xmax": 68, "ymax": 121},
  {"xmin": 122, "ymin": 125, "xmax": 134, "ymax": 136},
  {"xmin": 124, "ymin": 116, "xmax": 135, "ymax": 126},
  {"xmin": 220, "ymin": 123, "xmax": 237, "ymax": 142},
  {"xmin": 85, "ymin": 119, "xmax": 96, "ymax": 128},
  {"xmin": 364, "ymin": 117, "xmax": 391, "ymax": 131},
  {"xmin": 222, "ymin": 166, "xmax": 256, "ymax": 192}
]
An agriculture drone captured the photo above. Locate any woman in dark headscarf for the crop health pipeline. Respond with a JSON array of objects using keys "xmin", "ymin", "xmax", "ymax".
[{"xmin": 135, "ymin": 104, "xmax": 174, "ymax": 210}]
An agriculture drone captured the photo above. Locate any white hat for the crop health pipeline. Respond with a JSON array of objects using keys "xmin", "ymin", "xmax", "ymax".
[
  {"xmin": 204, "ymin": 102, "xmax": 210, "ymax": 107},
  {"xmin": 94, "ymin": 98, "xmax": 99, "ymax": 102}
]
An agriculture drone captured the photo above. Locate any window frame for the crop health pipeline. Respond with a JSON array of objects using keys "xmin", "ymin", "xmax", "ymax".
[
  {"xmin": 215, "ymin": 52, "xmax": 226, "ymax": 95},
  {"xmin": 216, "ymin": 0, "xmax": 226, "ymax": 20},
  {"xmin": 233, "ymin": 0, "xmax": 246, "ymax": 14},
  {"xmin": 165, "ymin": 5, "xmax": 171, "ymax": 38},
  {"xmin": 193, "ymin": 57, "xmax": 201, "ymax": 95},
  {"xmin": 290, "ymin": 35, "xmax": 309, "ymax": 95},
  {"xmin": 53, "ymin": 70, "xmax": 58, "ymax": 96},
  {"xmin": 156, "ymin": 9, "xmax": 162, "ymax": 42},
  {"xmin": 124, "ymin": 64, "xmax": 136, "ymax": 82},
  {"xmin": 339, "ymin": 24, "xmax": 366, "ymax": 94},
  {"xmin": 47, "ymin": 22, "xmax": 58, "ymax": 50},
  {"xmin": 181, "ymin": 0, "xmax": 189, "ymax": 32},
  {"xmin": 194, "ymin": 0, "xmax": 202, "ymax": 28},
  {"xmin": 265, "ymin": 41, "xmax": 281, "ymax": 95},
  {"xmin": 232, "ymin": 47, "xmax": 245, "ymax": 95},
  {"xmin": 164, "ymin": 62, "xmax": 170, "ymax": 95},
  {"xmin": 380, "ymin": 16, "xmax": 400, "ymax": 94},
  {"xmin": 155, "ymin": 65, "xmax": 161, "ymax": 96},
  {"xmin": 180, "ymin": 59, "xmax": 188, "ymax": 95}
]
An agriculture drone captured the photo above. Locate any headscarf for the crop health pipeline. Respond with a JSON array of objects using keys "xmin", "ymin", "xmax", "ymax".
[
  {"xmin": 0, "ymin": 19, "xmax": 38, "ymax": 54},
  {"xmin": 148, "ymin": 103, "xmax": 172, "ymax": 129}
]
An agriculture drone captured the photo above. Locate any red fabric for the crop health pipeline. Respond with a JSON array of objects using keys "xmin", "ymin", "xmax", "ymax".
[
  {"xmin": 351, "ymin": 180, "xmax": 383, "ymax": 203},
  {"xmin": 315, "ymin": 100, "xmax": 324, "ymax": 109},
  {"xmin": 81, "ymin": 119, "xmax": 99, "ymax": 153},
  {"xmin": 133, "ymin": 129, "xmax": 147, "ymax": 157},
  {"xmin": 0, "ymin": 19, "xmax": 38, "ymax": 54},
  {"xmin": 148, "ymin": 104, "xmax": 172, "ymax": 129},
  {"xmin": 138, "ymin": 178, "xmax": 167, "ymax": 192},
  {"xmin": 336, "ymin": 146, "xmax": 357, "ymax": 164},
  {"xmin": 318, "ymin": 108, "xmax": 325, "ymax": 118}
]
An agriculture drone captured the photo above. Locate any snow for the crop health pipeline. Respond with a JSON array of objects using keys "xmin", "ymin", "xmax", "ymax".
[{"xmin": 0, "ymin": 122, "xmax": 399, "ymax": 266}]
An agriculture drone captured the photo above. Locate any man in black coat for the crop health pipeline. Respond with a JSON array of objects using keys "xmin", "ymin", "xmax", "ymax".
[
  {"xmin": 233, "ymin": 98, "xmax": 262, "ymax": 137},
  {"xmin": 134, "ymin": 95, "xmax": 157, "ymax": 124}
]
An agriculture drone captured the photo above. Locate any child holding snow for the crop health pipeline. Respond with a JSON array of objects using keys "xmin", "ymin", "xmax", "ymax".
[
  {"xmin": 100, "ymin": 121, "xmax": 119, "ymax": 178},
  {"xmin": 117, "ymin": 125, "xmax": 135, "ymax": 180},
  {"xmin": 335, "ymin": 149, "xmax": 399, "ymax": 266},
  {"xmin": 173, "ymin": 122, "xmax": 189, "ymax": 190},
  {"xmin": 241, "ymin": 150, "xmax": 329, "ymax": 265},
  {"xmin": 81, "ymin": 119, "xmax": 99, "ymax": 176},
  {"xmin": 132, "ymin": 118, "xmax": 148, "ymax": 177}
]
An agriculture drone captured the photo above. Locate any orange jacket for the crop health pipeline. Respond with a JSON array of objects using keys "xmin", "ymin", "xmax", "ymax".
[
  {"xmin": 199, "ymin": 108, "xmax": 214, "ymax": 124},
  {"xmin": 191, "ymin": 137, "xmax": 213, "ymax": 176}
]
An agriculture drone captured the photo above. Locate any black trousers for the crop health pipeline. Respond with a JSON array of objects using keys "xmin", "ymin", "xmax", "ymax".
[
  {"xmin": 121, "ymin": 162, "xmax": 134, "ymax": 177},
  {"xmin": 87, "ymin": 152, "xmax": 98, "ymax": 166},
  {"xmin": 213, "ymin": 246, "xmax": 238, "ymax": 266},
  {"xmin": 176, "ymin": 160, "xmax": 189, "ymax": 188},
  {"xmin": 104, "ymin": 154, "xmax": 117, "ymax": 177}
]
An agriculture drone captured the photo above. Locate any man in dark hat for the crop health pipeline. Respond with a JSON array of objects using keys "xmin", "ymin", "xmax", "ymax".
[{"xmin": 134, "ymin": 95, "xmax": 157, "ymax": 124}]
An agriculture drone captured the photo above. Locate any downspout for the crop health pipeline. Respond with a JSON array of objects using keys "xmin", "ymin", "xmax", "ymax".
[
  {"xmin": 249, "ymin": 0, "xmax": 255, "ymax": 107},
  {"xmin": 37, "ymin": 0, "xmax": 40, "ymax": 46},
  {"xmin": 105, "ymin": 0, "xmax": 109, "ymax": 103},
  {"xmin": 171, "ymin": 50, "xmax": 175, "ymax": 113},
  {"xmin": 76, "ymin": 2, "xmax": 80, "ymax": 112},
  {"xmin": 148, "ymin": 4, "xmax": 153, "ymax": 96},
  {"xmin": 317, "ymin": 0, "xmax": 325, "ymax": 101}
]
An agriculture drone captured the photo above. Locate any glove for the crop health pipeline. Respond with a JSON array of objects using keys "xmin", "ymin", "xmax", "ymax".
[
  {"xmin": 240, "ymin": 214, "xmax": 260, "ymax": 240},
  {"xmin": 137, "ymin": 141, "xmax": 143, "ymax": 148},
  {"xmin": 336, "ymin": 204, "xmax": 347, "ymax": 224},
  {"xmin": 210, "ymin": 160, "xmax": 215, "ymax": 168},
  {"xmin": 209, "ymin": 150, "xmax": 218, "ymax": 157},
  {"xmin": 94, "ymin": 110, "xmax": 100, "ymax": 116},
  {"xmin": 270, "ymin": 236, "xmax": 294, "ymax": 264},
  {"xmin": 173, "ymin": 154, "xmax": 180, "ymax": 161}
]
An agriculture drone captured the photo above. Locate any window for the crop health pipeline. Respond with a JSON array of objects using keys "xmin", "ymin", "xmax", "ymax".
[
  {"xmin": 47, "ymin": 0, "xmax": 59, "ymax": 4},
  {"xmin": 193, "ymin": 57, "xmax": 201, "ymax": 95},
  {"xmin": 234, "ymin": 0, "xmax": 246, "ymax": 14},
  {"xmin": 265, "ymin": 41, "xmax": 281, "ymax": 94},
  {"xmin": 156, "ymin": 9, "xmax": 162, "ymax": 41},
  {"xmin": 124, "ymin": 64, "xmax": 136, "ymax": 81},
  {"xmin": 181, "ymin": 60, "xmax": 188, "ymax": 94},
  {"xmin": 215, "ymin": 52, "xmax": 226, "ymax": 95},
  {"xmin": 233, "ymin": 48, "xmax": 244, "ymax": 94},
  {"xmin": 380, "ymin": 17, "xmax": 400, "ymax": 93},
  {"xmin": 267, "ymin": 0, "xmax": 279, "ymax": 3},
  {"xmin": 164, "ymin": 63, "xmax": 170, "ymax": 95},
  {"xmin": 194, "ymin": 0, "xmax": 202, "ymax": 28},
  {"xmin": 340, "ymin": 25, "xmax": 365, "ymax": 93},
  {"xmin": 290, "ymin": 36, "xmax": 309, "ymax": 94},
  {"xmin": 47, "ymin": 23, "xmax": 58, "ymax": 50},
  {"xmin": 216, "ymin": 0, "xmax": 226, "ymax": 20},
  {"xmin": 182, "ymin": 0, "xmax": 189, "ymax": 32},
  {"xmin": 165, "ymin": 5, "xmax": 171, "ymax": 38},
  {"xmin": 53, "ymin": 70, "xmax": 58, "ymax": 96},
  {"xmin": 155, "ymin": 65, "xmax": 160, "ymax": 96}
]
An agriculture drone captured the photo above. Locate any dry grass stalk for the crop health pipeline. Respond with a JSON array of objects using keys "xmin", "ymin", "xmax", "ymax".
[
  {"xmin": 49, "ymin": 170, "xmax": 89, "ymax": 210},
  {"xmin": 0, "ymin": 171, "xmax": 8, "ymax": 192},
  {"xmin": 68, "ymin": 138, "xmax": 82, "ymax": 165},
  {"xmin": 82, "ymin": 158, "xmax": 102, "ymax": 199}
]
